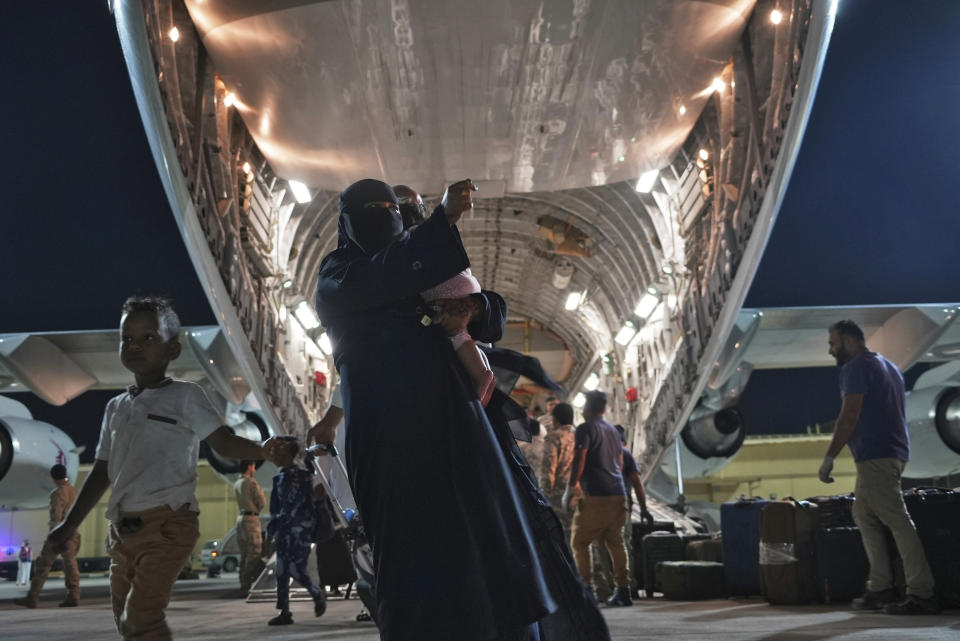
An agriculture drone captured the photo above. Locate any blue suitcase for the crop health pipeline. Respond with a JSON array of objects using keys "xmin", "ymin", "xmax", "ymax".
[{"xmin": 721, "ymin": 498, "xmax": 769, "ymax": 595}]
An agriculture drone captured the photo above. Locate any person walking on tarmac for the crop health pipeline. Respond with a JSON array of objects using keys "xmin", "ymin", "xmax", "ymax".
[
  {"xmin": 234, "ymin": 460, "xmax": 266, "ymax": 597},
  {"xmin": 265, "ymin": 437, "xmax": 327, "ymax": 626},
  {"xmin": 564, "ymin": 390, "xmax": 632, "ymax": 607},
  {"xmin": 16, "ymin": 540, "xmax": 32, "ymax": 587},
  {"xmin": 819, "ymin": 320, "xmax": 937, "ymax": 614},
  {"xmin": 14, "ymin": 464, "xmax": 81, "ymax": 608}
]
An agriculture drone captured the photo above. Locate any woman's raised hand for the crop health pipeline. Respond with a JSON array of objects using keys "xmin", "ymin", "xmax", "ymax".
[{"xmin": 441, "ymin": 179, "xmax": 478, "ymax": 224}]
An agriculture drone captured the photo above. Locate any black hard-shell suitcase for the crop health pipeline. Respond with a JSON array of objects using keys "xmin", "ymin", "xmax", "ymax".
[
  {"xmin": 631, "ymin": 520, "xmax": 675, "ymax": 593},
  {"xmin": 657, "ymin": 561, "xmax": 726, "ymax": 600},
  {"xmin": 804, "ymin": 494, "xmax": 856, "ymax": 529},
  {"xmin": 903, "ymin": 487, "xmax": 960, "ymax": 607},
  {"xmin": 721, "ymin": 498, "xmax": 769, "ymax": 595},
  {"xmin": 813, "ymin": 526, "xmax": 868, "ymax": 603}
]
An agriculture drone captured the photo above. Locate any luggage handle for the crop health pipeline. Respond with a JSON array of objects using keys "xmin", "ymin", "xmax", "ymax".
[
  {"xmin": 308, "ymin": 442, "xmax": 339, "ymax": 458},
  {"xmin": 305, "ymin": 444, "xmax": 353, "ymax": 531}
]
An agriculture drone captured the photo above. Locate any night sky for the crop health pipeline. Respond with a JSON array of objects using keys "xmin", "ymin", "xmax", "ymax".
[{"xmin": 2, "ymin": 1, "xmax": 959, "ymax": 460}]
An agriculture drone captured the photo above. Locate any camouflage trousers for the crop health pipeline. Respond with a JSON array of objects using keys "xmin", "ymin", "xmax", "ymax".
[
  {"xmin": 235, "ymin": 516, "xmax": 263, "ymax": 594},
  {"xmin": 29, "ymin": 533, "xmax": 81, "ymax": 601}
]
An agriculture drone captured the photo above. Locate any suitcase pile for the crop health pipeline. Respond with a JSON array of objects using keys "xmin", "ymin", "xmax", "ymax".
[{"xmin": 640, "ymin": 531, "xmax": 712, "ymax": 598}]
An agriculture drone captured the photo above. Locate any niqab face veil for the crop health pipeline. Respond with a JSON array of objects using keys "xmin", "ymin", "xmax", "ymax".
[{"xmin": 337, "ymin": 179, "xmax": 403, "ymax": 254}]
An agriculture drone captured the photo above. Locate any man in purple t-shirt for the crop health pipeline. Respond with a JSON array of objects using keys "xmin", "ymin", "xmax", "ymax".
[
  {"xmin": 819, "ymin": 320, "xmax": 936, "ymax": 614},
  {"xmin": 563, "ymin": 390, "xmax": 632, "ymax": 607}
]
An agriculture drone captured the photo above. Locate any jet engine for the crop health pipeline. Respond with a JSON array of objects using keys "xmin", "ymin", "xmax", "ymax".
[
  {"xmin": 660, "ymin": 407, "xmax": 747, "ymax": 479},
  {"xmin": 0, "ymin": 397, "xmax": 79, "ymax": 509},
  {"xmin": 200, "ymin": 410, "xmax": 272, "ymax": 479},
  {"xmin": 903, "ymin": 385, "xmax": 960, "ymax": 479}
]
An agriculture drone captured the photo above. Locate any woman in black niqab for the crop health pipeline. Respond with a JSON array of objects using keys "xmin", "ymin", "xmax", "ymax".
[{"xmin": 314, "ymin": 178, "xmax": 555, "ymax": 641}]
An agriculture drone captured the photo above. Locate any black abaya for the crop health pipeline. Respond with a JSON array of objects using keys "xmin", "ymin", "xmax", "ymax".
[{"xmin": 315, "ymin": 206, "xmax": 555, "ymax": 641}]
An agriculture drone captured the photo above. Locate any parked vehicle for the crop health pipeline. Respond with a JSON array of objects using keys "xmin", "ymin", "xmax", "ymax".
[{"xmin": 200, "ymin": 516, "xmax": 270, "ymax": 573}]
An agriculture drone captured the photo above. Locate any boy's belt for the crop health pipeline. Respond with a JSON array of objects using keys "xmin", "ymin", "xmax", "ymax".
[{"xmin": 240, "ymin": 511, "xmax": 259, "ymax": 516}]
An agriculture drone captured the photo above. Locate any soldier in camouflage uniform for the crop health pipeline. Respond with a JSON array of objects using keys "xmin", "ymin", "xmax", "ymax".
[
  {"xmin": 265, "ymin": 437, "xmax": 327, "ymax": 626},
  {"xmin": 14, "ymin": 464, "xmax": 81, "ymax": 608},
  {"xmin": 540, "ymin": 401, "xmax": 576, "ymax": 535},
  {"xmin": 234, "ymin": 460, "xmax": 266, "ymax": 596}
]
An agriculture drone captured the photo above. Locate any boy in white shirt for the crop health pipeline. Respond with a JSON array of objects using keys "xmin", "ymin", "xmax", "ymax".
[{"xmin": 47, "ymin": 296, "xmax": 276, "ymax": 641}]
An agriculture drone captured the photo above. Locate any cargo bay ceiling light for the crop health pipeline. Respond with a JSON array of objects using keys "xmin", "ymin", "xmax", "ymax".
[
  {"xmin": 168, "ymin": 26, "xmax": 180, "ymax": 42},
  {"xmin": 288, "ymin": 180, "xmax": 312, "ymax": 204},
  {"xmin": 635, "ymin": 169, "xmax": 660, "ymax": 193},
  {"xmin": 615, "ymin": 321, "xmax": 637, "ymax": 346},
  {"xmin": 634, "ymin": 292, "xmax": 660, "ymax": 319},
  {"xmin": 223, "ymin": 92, "xmax": 236, "ymax": 108},
  {"xmin": 294, "ymin": 300, "xmax": 320, "ymax": 330},
  {"xmin": 770, "ymin": 9, "xmax": 784, "ymax": 25},
  {"xmin": 573, "ymin": 392, "xmax": 586, "ymax": 409},
  {"xmin": 565, "ymin": 291, "xmax": 585, "ymax": 311},
  {"xmin": 583, "ymin": 372, "xmax": 600, "ymax": 391},
  {"xmin": 317, "ymin": 332, "xmax": 333, "ymax": 355}
]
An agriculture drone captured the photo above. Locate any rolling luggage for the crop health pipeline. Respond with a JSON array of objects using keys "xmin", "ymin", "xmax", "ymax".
[
  {"xmin": 632, "ymin": 520, "xmax": 676, "ymax": 593},
  {"xmin": 903, "ymin": 487, "xmax": 960, "ymax": 607},
  {"xmin": 813, "ymin": 526, "xmax": 868, "ymax": 603},
  {"xmin": 657, "ymin": 561, "xmax": 726, "ymax": 600},
  {"xmin": 721, "ymin": 498, "xmax": 769, "ymax": 595},
  {"xmin": 758, "ymin": 499, "xmax": 819, "ymax": 604},
  {"xmin": 313, "ymin": 530, "xmax": 356, "ymax": 587},
  {"xmin": 306, "ymin": 443, "xmax": 378, "ymax": 624}
]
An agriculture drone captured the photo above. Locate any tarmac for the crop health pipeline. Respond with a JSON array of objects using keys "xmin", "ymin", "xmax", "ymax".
[{"xmin": 2, "ymin": 572, "xmax": 959, "ymax": 640}]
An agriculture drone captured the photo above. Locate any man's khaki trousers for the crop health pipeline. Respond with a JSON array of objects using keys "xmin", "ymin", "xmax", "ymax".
[
  {"xmin": 570, "ymin": 494, "xmax": 629, "ymax": 588},
  {"xmin": 852, "ymin": 458, "xmax": 934, "ymax": 598}
]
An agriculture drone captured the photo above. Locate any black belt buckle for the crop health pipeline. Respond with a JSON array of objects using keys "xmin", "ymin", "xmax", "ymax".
[{"xmin": 118, "ymin": 516, "xmax": 143, "ymax": 536}]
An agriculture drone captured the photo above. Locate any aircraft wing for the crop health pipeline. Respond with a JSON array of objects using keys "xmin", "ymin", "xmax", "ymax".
[
  {"xmin": 0, "ymin": 326, "xmax": 245, "ymax": 406},
  {"xmin": 737, "ymin": 304, "xmax": 959, "ymax": 372}
]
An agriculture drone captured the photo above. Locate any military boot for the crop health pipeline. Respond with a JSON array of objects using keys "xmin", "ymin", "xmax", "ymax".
[{"xmin": 13, "ymin": 595, "xmax": 38, "ymax": 608}]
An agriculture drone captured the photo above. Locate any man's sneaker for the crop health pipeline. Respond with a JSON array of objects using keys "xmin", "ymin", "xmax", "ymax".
[
  {"xmin": 314, "ymin": 589, "xmax": 327, "ymax": 617},
  {"xmin": 267, "ymin": 610, "xmax": 294, "ymax": 626},
  {"xmin": 852, "ymin": 588, "xmax": 897, "ymax": 610},
  {"xmin": 606, "ymin": 586, "xmax": 633, "ymax": 607},
  {"xmin": 58, "ymin": 597, "xmax": 79, "ymax": 607},
  {"xmin": 13, "ymin": 597, "xmax": 37, "ymax": 609},
  {"xmin": 884, "ymin": 594, "xmax": 940, "ymax": 615}
]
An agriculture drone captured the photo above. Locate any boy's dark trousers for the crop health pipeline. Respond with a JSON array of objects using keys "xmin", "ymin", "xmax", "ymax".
[
  {"xmin": 107, "ymin": 505, "xmax": 198, "ymax": 641},
  {"xmin": 275, "ymin": 532, "xmax": 323, "ymax": 611}
]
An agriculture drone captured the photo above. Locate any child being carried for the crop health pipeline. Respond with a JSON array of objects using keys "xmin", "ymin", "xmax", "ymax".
[{"xmin": 421, "ymin": 268, "xmax": 496, "ymax": 406}]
